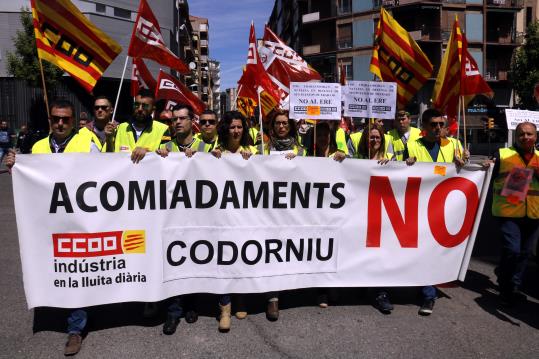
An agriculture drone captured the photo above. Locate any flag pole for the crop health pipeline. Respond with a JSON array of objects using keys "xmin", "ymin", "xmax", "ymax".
[
  {"xmin": 37, "ymin": 57, "xmax": 50, "ymax": 118},
  {"xmin": 112, "ymin": 55, "xmax": 130, "ymax": 123},
  {"xmin": 257, "ymin": 89, "xmax": 264, "ymax": 154},
  {"xmin": 456, "ymin": 96, "xmax": 461, "ymax": 156},
  {"xmin": 461, "ymin": 95, "xmax": 467, "ymax": 154}
]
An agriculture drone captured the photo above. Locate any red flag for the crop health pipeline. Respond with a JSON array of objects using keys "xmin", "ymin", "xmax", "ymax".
[
  {"xmin": 130, "ymin": 58, "xmax": 157, "ymax": 97},
  {"xmin": 460, "ymin": 36, "xmax": 493, "ymax": 101},
  {"xmin": 259, "ymin": 25, "xmax": 321, "ymax": 99},
  {"xmin": 155, "ymin": 70, "xmax": 206, "ymax": 115},
  {"xmin": 128, "ymin": 0, "xmax": 189, "ymax": 73},
  {"xmin": 237, "ymin": 22, "xmax": 280, "ymax": 115}
]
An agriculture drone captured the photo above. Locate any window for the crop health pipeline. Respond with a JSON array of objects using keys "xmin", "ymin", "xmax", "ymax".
[
  {"xmin": 95, "ymin": 4, "xmax": 106, "ymax": 13},
  {"xmin": 338, "ymin": 0, "xmax": 352, "ymax": 14},
  {"xmin": 338, "ymin": 24, "xmax": 353, "ymax": 49},
  {"xmin": 113, "ymin": 7, "xmax": 131, "ymax": 19}
]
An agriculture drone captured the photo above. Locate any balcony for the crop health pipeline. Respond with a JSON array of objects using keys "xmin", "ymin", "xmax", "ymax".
[
  {"xmin": 303, "ymin": 44, "xmax": 321, "ymax": 55},
  {"xmin": 487, "ymin": 0, "xmax": 524, "ymax": 7},
  {"xmin": 337, "ymin": 36, "xmax": 352, "ymax": 50}
]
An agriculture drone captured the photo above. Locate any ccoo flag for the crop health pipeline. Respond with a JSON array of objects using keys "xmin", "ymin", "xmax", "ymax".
[
  {"xmin": 370, "ymin": 8, "xmax": 433, "ymax": 109},
  {"xmin": 128, "ymin": 0, "xmax": 189, "ymax": 74},
  {"xmin": 155, "ymin": 70, "xmax": 206, "ymax": 116},
  {"xmin": 31, "ymin": 0, "xmax": 122, "ymax": 93},
  {"xmin": 130, "ymin": 58, "xmax": 156, "ymax": 97}
]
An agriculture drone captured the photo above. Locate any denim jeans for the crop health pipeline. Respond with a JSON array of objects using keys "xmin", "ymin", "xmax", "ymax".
[
  {"xmin": 219, "ymin": 295, "xmax": 231, "ymax": 306},
  {"xmin": 167, "ymin": 296, "xmax": 184, "ymax": 320},
  {"xmin": 67, "ymin": 309, "xmax": 87, "ymax": 334},
  {"xmin": 421, "ymin": 285, "xmax": 437, "ymax": 301},
  {"xmin": 498, "ymin": 217, "xmax": 539, "ymax": 293}
]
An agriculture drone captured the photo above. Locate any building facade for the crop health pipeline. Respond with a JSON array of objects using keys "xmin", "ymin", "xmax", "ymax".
[{"xmin": 0, "ymin": 0, "xmax": 193, "ymax": 129}]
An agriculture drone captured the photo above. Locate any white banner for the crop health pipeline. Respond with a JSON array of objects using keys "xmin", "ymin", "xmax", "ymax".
[
  {"xmin": 343, "ymin": 81, "xmax": 397, "ymax": 119},
  {"xmin": 12, "ymin": 153, "xmax": 492, "ymax": 308},
  {"xmin": 505, "ymin": 109, "xmax": 539, "ymax": 130},
  {"xmin": 289, "ymin": 82, "xmax": 341, "ymax": 120}
]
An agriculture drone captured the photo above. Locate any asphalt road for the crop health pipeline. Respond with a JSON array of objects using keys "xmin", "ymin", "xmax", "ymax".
[{"xmin": 0, "ymin": 172, "xmax": 538, "ymax": 359}]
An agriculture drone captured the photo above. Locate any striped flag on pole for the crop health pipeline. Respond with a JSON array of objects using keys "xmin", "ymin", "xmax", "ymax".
[
  {"xmin": 31, "ymin": 0, "xmax": 122, "ymax": 93},
  {"xmin": 370, "ymin": 8, "xmax": 433, "ymax": 109},
  {"xmin": 431, "ymin": 18, "xmax": 463, "ymax": 118}
]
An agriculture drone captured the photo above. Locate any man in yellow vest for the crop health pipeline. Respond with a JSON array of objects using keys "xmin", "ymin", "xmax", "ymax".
[
  {"xmin": 3, "ymin": 99, "xmax": 98, "ymax": 356},
  {"xmin": 194, "ymin": 109, "xmax": 219, "ymax": 152},
  {"xmin": 388, "ymin": 110, "xmax": 422, "ymax": 161},
  {"xmin": 404, "ymin": 108, "xmax": 465, "ymax": 315},
  {"xmin": 158, "ymin": 104, "xmax": 204, "ymax": 157},
  {"xmin": 106, "ymin": 89, "xmax": 170, "ymax": 163},
  {"xmin": 491, "ymin": 121, "xmax": 538, "ymax": 306}
]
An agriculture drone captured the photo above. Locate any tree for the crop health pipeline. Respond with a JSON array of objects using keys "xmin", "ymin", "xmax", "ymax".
[
  {"xmin": 6, "ymin": 8, "xmax": 64, "ymax": 89},
  {"xmin": 510, "ymin": 21, "xmax": 539, "ymax": 109}
]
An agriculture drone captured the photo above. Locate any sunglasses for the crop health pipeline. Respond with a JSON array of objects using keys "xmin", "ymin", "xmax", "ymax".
[
  {"xmin": 94, "ymin": 105, "xmax": 110, "ymax": 111},
  {"xmin": 50, "ymin": 115, "xmax": 72, "ymax": 123},
  {"xmin": 429, "ymin": 122, "xmax": 445, "ymax": 128},
  {"xmin": 200, "ymin": 119, "xmax": 216, "ymax": 125},
  {"xmin": 133, "ymin": 102, "xmax": 152, "ymax": 110}
]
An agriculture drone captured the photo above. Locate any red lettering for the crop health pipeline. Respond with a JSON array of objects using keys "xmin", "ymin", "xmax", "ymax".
[
  {"xmin": 366, "ymin": 176, "xmax": 421, "ymax": 248},
  {"xmin": 53, "ymin": 231, "xmax": 123, "ymax": 257},
  {"xmin": 428, "ymin": 178, "xmax": 479, "ymax": 248}
]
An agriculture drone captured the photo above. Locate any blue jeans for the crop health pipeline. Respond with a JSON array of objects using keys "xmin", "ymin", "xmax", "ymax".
[
  {"xmin": 219, "ymin": 295, "xmax": 231, "ymax": 306},
  {"xmin": 498, "ymin": 217, "xmax": 539, "ymax": 293},
  {"xmin": 167, "ymin": 296, "xmax": 184, "ymax": 320},
  {"xmin": 422, "ymin": 285, "xmax": 437, "ymax": 301},
  {"xmin": 67, "ymin": 309, "xmax": 87, "ymax": 334}
]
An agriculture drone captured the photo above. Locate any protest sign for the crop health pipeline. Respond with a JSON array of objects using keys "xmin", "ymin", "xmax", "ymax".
[
  {"xmin": 343, "ymin": 81, "xmax": 397, "ymax": 119},
  {"xmin": 505, "ymin": 109, "xmax": 539, "ymax": 130},
  {"xmin": 12, "ymin": 154, "xmax": 491, "ymax": 308},
  {"xmin": 289, "ymin": 82, "xmax": 341, "ymax": 120}
]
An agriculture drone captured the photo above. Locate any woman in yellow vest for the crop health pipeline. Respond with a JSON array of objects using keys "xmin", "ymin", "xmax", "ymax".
[
  {"xmin": 491, "ymin": 121, "xmax": 539, "ymax": 306},
  {"xmin": 210, "ymin": 111, "xmax": 257, "ymax": 332},
  {"xmin": 264, "ymin": 109, "xmax": 304, "ymax": 158},
  {"xmin": 355, "ymin": 124, "xmax": 393, "ymax": 161}
]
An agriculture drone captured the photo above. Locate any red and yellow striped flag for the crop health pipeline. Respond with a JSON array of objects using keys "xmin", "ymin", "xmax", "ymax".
[
  {"xmin": 370, "ymin": 8, "xmax": 433, "ymax": 109},
  {"xmin": 31, "ymin": 0, "xmax": 122, "ymax": 93},
  {"xmin": 431, "ymin": 18, "xmax": 463, "ymax": 118}
]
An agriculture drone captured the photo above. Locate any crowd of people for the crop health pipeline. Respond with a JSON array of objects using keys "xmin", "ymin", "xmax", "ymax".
[{"xmin": 2, "ymin": 86, "xmax": 538, "ymax": 356}]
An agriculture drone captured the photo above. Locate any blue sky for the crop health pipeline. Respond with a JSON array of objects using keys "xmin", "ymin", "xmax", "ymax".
[{"xmin": 188, "ymin": 0, "xmax": 275, "ymax": 90}]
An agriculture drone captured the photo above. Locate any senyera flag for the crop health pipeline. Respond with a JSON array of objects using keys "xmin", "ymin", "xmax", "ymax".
[
  {"xmin": 128, "ymin": 0, "xmax": 189, "ymax": 74},
  {"xmin": 370, "ymin": 8, "xmax": 433, "ymax": 109},
  {"xmin": 237, "ymin": 22, "xmax": 280, "ymax": 118},
  {"xmin": 130, "ymin": 57, "xmax": 157, "ymax": 97},
  {"xmin": 432, "ymin": 17, "xmax": 493, "ymax": 119},
  {"xmin": 259, "ymin": 26, "xmax": 321, "ymax": 101},
  {"xmin": 155, "ymin": 70, "xmax": 206, "ymax": 116},
  {"xmin": 431, "ymin": 17, "xmax": 463, "ymax": 119},
  {"xmin": 31, "ymin": 0, "xmax": 122, "ymax": 93},
  {"xmin": 236, "ymin": 83, "xmax": 257, "ymax": 119}
]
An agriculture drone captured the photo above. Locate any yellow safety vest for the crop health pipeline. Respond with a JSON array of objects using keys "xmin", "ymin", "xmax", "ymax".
[
  {"xmin": 221, "ymin": 145, "xmax": 259, "ymax": 155},
  {"xmin": 349, "ymin": 131, "xmax": 392, "ymax": 159},
  {"xmin": 31, "ymin": 133, "xmax": 93, "ymax": 153},
  {"xmin": 335, "ymin": 127, "xmax": 349, "ymax": 155},
  {"xmin": 263, "ymin": 143, "xmax": 305, "ymax": 156},
  {"xmin": 194, "ymin": 133, "xmax": 218, "ymax": 152},
  {"xmin": 492, "ymin": 147, "xmax": 539, "ymax": 219},
  {"xmin": 407, "ymin": 138, "xmax": 458, "ymax": 163},
  {"xmin": 112, "ymin": 121, "xmax": 169, "ymax": 152},
  {"xmin": 388, "ymin": 127, "xmax": 422, "ymax": 161},
  {"xmin": 160, "ymin": 137, "xmax": 206, "ymax": 152},
  {"xmin": 78, "ymin": 127, "xmax": 103, "ymax": 151}
]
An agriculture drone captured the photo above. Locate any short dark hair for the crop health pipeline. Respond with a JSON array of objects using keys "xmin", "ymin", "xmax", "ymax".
[
  {"xmin": 137, "ymin": 88, "xmax": 154, "ymax": 100},
  {"xmin": 421, "ymin": 108, "xmax": 443, "ymax": 126},
  {"xmin": 171, "ymin": 104, "xmax": 194, "ymax": 119},
  {"xmin": 94, "ymin": 95, "xmax": 113, "ymax": 107},
  {"xmin": 201, "ymin": 109, "xmax": 217, "ymax": 117},
  {"xmin": 217, "ymin": 111, "xmax": 251, "ymax": 149},
  {"xmin": 50, "ymin": 98, "xmax": 75, "ymax": 116}
]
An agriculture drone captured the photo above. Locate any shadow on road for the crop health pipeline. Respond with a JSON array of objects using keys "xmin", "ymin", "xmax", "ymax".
[{"xmin": 459, "ymin": 265, "xmax": 539, "ymax": 330}]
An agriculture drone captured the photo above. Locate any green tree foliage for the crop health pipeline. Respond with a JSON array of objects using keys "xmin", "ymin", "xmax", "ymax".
[
  {"xmin": 510, "ymin": 21, "xmax": 539, "ymax": 109},
  {"xmin": 6, "ymin": 9, "xmax": 64, "ymax": 89}
]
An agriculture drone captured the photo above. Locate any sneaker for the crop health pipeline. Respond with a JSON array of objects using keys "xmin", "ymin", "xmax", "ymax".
[
  {"xmin": 64, "ymin": 333, "xmax": 82, "ymax": 356},
  {"xmin": 374, "ymin": 293, "xmax": 394, "ymax": 314},
  {"xmin": 185, "ymin": 310, "xmax": 198, "ymax": 324},
  {"xmin": 162, "ymin": 315, "xmax": 180, "ymax": 335},
  {"xmin": 418, "ymin": 299, "xmax": 435, "ymax": 316},
  {"xmin": 317, "ymin": 293, "xmax": 329, "ymax": 308}
]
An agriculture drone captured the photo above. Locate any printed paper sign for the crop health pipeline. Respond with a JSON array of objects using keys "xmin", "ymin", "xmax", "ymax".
[
  {"xmin": 289, "ymin": 82, "xmax": 341, "ymax": 120},
  {"xmin": 505, "ymin": 109, "xmax": 539, "ymax": 130},
  {"xmin": 343, "ymin": 81, "xmax": 397, "ymax": 119}
]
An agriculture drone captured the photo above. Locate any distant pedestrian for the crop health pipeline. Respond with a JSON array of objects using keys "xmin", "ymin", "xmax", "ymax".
[{"xmin": 0, "ymin": 120, "xmax": 15, "ymax": 164}]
